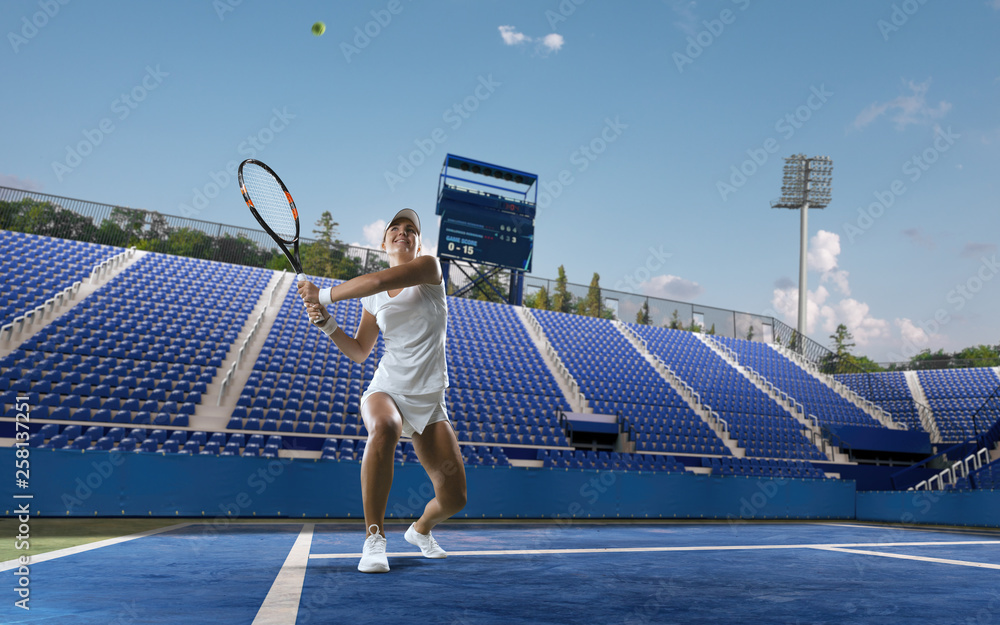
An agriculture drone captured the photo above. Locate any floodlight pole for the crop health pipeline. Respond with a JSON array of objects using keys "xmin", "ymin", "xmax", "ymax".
[
  {"xmin": 772, "ymin": 154, "xmax": 833, "ymax": 354},
  {"xmin": 797, "ymin": 160, "xmax": 810, "ymax": 343}
]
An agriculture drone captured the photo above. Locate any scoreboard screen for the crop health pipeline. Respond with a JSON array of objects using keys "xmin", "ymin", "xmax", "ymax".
[{"xmin": 438, "ymin": 202, "xmax": 533, "ymax": 272}]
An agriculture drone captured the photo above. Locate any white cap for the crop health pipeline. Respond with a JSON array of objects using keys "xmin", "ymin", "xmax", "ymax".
[{"xmin": 383, "ymin": 208, "xmax": 421, "ymax": 236}]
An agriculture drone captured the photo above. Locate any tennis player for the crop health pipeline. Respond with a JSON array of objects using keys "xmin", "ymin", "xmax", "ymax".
[{"xmin": 297, "ymin": 208, "xmax": 466, "ymax": 573}]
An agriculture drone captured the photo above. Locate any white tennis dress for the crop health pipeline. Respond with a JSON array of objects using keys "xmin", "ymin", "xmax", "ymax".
[{"xmin": 360, "ymin": 279, "xmax": 449, "ymax": 437}]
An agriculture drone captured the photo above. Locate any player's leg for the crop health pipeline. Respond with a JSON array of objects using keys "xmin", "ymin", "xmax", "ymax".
[
  {"xmin": 360, "ymin": 392, "xmax": 403, "ymax": 537},
  {"xmin": 410, "ymin": 420, "xmax": 467, "ymax": 534}
]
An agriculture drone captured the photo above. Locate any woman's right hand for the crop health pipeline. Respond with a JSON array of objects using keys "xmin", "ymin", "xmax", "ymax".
[{"xmin": 303, "ymin": 300, "xmax": 330, "ymax": 327}]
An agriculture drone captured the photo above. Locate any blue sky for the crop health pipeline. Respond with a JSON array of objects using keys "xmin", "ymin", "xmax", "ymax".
[{"xmin": 2, "ymin": 0, "xmax": 999, "ymax": 362}]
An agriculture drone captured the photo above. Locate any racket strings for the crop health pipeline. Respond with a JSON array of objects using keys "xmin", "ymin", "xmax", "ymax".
[{"xmin": 242, "ymin": 165, "xmax": 297, "ymax": 242}]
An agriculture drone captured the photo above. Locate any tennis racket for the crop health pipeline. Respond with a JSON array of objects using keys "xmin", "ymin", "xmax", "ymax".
[{"xmin": 238, "ymin": 159, "xmax": 306, "ymax": 281}]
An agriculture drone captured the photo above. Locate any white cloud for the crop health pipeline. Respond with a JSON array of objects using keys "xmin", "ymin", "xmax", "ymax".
[
  {"xmin": 640, "ymin": 274, "xmax": 704, "ymax": 301},
  {"xmin": 896, "ymin": 317, "xmax": 930, "ymax": 347},
  {"xmin": 541, "ymin": 33, "xmax": 564, "ymax": 52},
  {"xmin": 821, "ymin": 269, "xmax": 850, "ymax": 296},
  {"xmin": 498, "ymin": 25, "xmax": 528, "ymax": 46},
  {"xmin": 362, "ymin": 219, "xmax": 386, "ymax": 248},
  {"xmin": 807, "ymin": 230, "xmax": 840, "ymax": 274},
  {"xmin": 807, "ymin": 230, "xmax": 850, "ymax": 296},
  {"xmin": 498, "ymin": 25, "xmax": 564, "ymax": 53},
  {"xmin": 852, "ymin": 79, "xmax": 951, "ymax": 131},
  {"xmin": 771, "ymin": 230, "xmax": 891, "ymax": 345},
  {"xmin": 823, "ymin": 298, "xmax": 888, "ymax": 346}
]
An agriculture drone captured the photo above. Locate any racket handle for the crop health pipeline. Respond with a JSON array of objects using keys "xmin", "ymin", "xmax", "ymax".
[{"xmin": 296, "ymin": 273, "xmax": 307, "ymax": 282}]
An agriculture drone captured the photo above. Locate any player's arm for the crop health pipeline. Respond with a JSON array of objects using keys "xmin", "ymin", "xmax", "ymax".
[
  {"xmin": 305, "ymin": 302, "xmax": 379, "ymax": 364},
  {"xmin": 298, "ymin": 256, "xmax": 442, "ymax": 305}
]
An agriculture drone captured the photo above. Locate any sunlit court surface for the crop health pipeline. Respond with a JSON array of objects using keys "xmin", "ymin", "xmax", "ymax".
[
  {"xmin": 1, "ymin": 520, "xmax": 1000, "ymax": 624},
  {"xmin": 4, "ymin": 1, "xmax": 1000, "ymax": 624}
]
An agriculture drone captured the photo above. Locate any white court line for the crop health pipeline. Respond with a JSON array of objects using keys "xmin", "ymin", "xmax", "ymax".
[
  {"xmin": 812, "ymin": 546, "xmax": 1000, "ymax": 570},
  {"xmin": 309, "ymin": 539, "xmax": 1000, "ymax": 560},
  {"xmin": 252, "ymin": 523, "xmax": 314, "ymax": 625},
  {"xmin": 820, "ymin": 522, "xmax": 1000, "ymax": 536},
  {"xmin": 0, "ymin": 522, "xmax": 192, "ymax": 572}
]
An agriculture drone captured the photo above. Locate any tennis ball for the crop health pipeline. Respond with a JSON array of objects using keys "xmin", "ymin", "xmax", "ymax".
[{"xmin": 312, "ymin": 21, "xmax": 325, "ymax": 36}]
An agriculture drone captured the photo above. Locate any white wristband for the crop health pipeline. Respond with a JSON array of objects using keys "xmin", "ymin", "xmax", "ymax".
[
  {"xmin": 319, "ymin": 316, "xmax": 339, "ymax": 337},
  {"xmin": 318, "ymin": 286, "xmax": 334, "ymax": 307}
]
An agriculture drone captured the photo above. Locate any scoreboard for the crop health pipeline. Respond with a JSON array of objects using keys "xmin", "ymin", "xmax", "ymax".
[{"xmin": 438, "ymin": 195, "xmax": 534, "ymax": 272}]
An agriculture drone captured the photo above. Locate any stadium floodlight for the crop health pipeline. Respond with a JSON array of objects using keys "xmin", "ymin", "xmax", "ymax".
[{"xmin": 771, "ymin": 154, "xmax": 834, "ymax": 350}]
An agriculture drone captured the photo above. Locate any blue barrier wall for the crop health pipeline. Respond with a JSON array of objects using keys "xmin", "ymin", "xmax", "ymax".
[
  {"xmin": 856, "ymin": 489, "xmax": 1000, "ymax": 528},
  {"xmin": 1, "ymin": 448, "xmax": 854, "ymax": 521},
  {"xmin": 826, "ymin": 424, "xmax": 932, "ymax": 454}
]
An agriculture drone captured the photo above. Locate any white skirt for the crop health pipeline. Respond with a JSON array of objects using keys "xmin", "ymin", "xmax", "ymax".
[{"xmin": 360, "ymin": 388, "xmax": 450, "ymax": 438}]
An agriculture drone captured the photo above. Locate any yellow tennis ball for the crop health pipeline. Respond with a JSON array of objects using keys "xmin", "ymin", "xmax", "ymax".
[{"xmin": 311, "ymin": 21, "xmax": 325, "ymax": 36}]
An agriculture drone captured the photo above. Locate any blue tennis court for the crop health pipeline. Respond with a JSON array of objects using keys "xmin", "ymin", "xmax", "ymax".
[{"xmin": 3, "ymin": 521, "xmax": 999, "ymax": 624}]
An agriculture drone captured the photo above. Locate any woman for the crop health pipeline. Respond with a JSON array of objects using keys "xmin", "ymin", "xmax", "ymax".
[{"xmin": 297, "ymin": 208, "xmax": 466, "ymax": 574}]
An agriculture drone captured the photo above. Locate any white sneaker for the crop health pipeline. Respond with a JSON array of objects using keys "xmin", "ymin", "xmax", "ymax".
[
  {"xmin": 404, "ymin": 523, "xmax": 447, "ymax": 558},
  {"xmin": 358, "ymin": 524, "xmax": 389, "ymax": 573}
]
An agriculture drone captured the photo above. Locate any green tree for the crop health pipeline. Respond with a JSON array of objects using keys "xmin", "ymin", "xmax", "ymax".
[
  {"xmin": 304, "ymin": 211, "xmax": 340, "ymax": 277},
  {"xmin": 636, "ymin": 300, "xmax": 651, "ymax": 325},
  {"xmin": 954, "ymin": 344, "xmax": 1000, "ymax": 368},
  {"xmin": 108, "ymin": 207, "xmax": 148, "ymax": 245},
  {"xmin": 551, "ymin": 265, "xmax": 573, "ymax": 313},
  {"xmin": 707, "ymin": 323, "xmax": 716, "ymax": 335},
  {"xmin": 158, "ymin": 227, "xmax": 215, "ymax": 259},
  {"xmin": 746, "ymin": 325, "xmax": 755, "ymax": 341},
  {"xmin": 687, "ymin": 320, "xmax": 702, "ymax": 333},
  {"xmin": 667, "ymin": 310, "xmax": 684, "ymax": 330},
  {"xmin": 910, "ymin": 348, "xmax": 950, "ymax": 370},
  {"xmin": 830, "ymin": 324, "xmax": 855, "ymax": 359},
  {"xmin": 524, "ymin": 286, "xmax": 551, "ymax": 310},
  {"xmin": 581, "ymin": 272, "xmax": 603, "ymax": 317}
]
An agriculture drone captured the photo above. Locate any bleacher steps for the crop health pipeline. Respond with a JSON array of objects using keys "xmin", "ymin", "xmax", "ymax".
[
  {"xmin": 769, "ymin": 343, "xmax": 906, "ymax": 431},
  {"xmin": 194, "ymin": 270, "xmax": 289, "ymax": 429},
  {"xmin": 516, "ymin": 307, "xmax": 589, "ymax": 414},
  {"xmin": 0, "ymin": 247, "xmax": 142, "ymax": 356},
  {"xmin": 695, "ymin": 334, "xmax": 851, "ymax": 464},
  {"xmin": 613, "ymin": 321, "xmax": 744, "ymax": 459},
  {"xmin": 903, "ymin": 371, "xmax": 943, "ymax": 443}
]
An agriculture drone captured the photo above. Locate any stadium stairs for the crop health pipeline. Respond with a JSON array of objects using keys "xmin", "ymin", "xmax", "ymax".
[
  {"xmin": 198, "ymin": 270, "xmax": 288, "ymax": 428},
  {"xmin": 766, "ymin": 341, "xmax": 904, "ymax": 431},
  {"xmin": 613, "ymin": 320, "xmax": 743, "ymax": 458},
  {"xmin": 516, "ymin": 306, "xmax": 588, "ymax": 414},
  {"xmin": 697, "ymin": 334, "xmax": 849, "ymax": 463}
]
